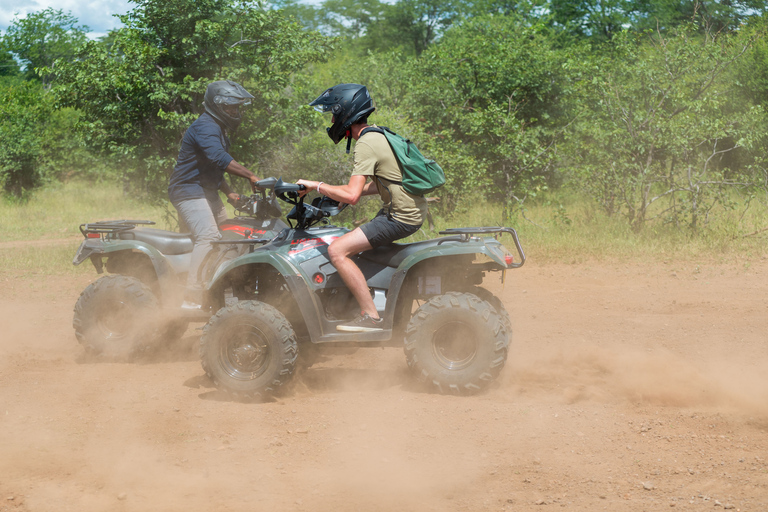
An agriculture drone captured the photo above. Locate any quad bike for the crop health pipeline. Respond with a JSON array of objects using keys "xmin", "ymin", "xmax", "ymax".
[
  {"xmin": 71, "ymin": 180, "xmax": 287, "ymax": 359},
  {"xmin": 198, "ymin": 179, "xmax": 526, "ymax": 399}
]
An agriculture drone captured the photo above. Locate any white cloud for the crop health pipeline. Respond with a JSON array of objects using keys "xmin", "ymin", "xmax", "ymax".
[{"xmin": 0, "ymin": 0, "xmax": 132, "ymax": 37}]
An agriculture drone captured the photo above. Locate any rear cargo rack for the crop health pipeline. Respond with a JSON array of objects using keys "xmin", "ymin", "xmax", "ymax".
[
  {"xmin": 439, "ymin": 227, "xmax": 526, "ymax": 268},
  {"xmin": 79, "ymin": 220, "xmax": 155, "ymax": 238}
]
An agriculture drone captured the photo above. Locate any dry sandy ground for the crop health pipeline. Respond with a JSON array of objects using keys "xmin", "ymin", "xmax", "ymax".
[{"xmin": 1, "ymin": 258, "xmax": 767, "ymax": 512}]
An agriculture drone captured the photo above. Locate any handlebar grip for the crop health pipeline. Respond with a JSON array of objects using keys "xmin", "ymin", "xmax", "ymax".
[{"xmin": 287, "ymin": 184, "xmax": 306, "ymax": 198}]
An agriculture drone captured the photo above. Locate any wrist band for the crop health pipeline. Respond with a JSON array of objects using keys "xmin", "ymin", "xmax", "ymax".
[{"xmin": 318, "ymin": 182, "xmax": 324, "ymax": 194}]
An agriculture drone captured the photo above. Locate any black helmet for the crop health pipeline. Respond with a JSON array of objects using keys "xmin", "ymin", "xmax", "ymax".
[
  {"xmin": 309, "ymin": 84, "xmax": 375, "ymax": 144},
  {"xmin": 203, "ymin": 80, "xmax": 254, "ymax": 131}
]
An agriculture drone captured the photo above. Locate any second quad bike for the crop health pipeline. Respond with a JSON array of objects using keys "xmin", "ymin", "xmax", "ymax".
[
  {"xmin": 71, "ymin": 181, "xmax": 287, "ymax": 359},
  {"xmin": 198, "ymin": 179, "xmax": 526, "ymax": 398}
]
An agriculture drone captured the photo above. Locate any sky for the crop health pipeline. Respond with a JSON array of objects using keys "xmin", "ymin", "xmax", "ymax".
[{"xmin": 0, "ymin": 0, "xmax": 133, "ymax": 38}]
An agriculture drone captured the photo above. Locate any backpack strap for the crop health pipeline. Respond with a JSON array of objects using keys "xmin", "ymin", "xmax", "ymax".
[
  {"xmin": 358, "ymin": 126, "xmax": 404, "ymax": 220},
  {"xmin": 360, "ymin": 126, "xmax": 384, "ymax": 137},
  {"xmin": 359, "ymin": 126, "xmax": 403, "ymax": 186}
]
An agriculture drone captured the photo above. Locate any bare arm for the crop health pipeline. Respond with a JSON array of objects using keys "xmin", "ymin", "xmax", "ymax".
[
  {"xmin": 225, "ymin": 159, "xmax": 260, "ymax": 191},
  {"xmin": 297, "ymin": 175, "xmax": 376, "ymax": 205},
  {"xmin": 219, "ymin": 179, "xmax": 240, "ymax": 204}
]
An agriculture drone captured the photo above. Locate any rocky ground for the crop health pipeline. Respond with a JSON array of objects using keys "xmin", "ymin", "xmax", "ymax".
[{"xmin": 1, "ymin": 257, "xmax": 767, "ymax": 511}]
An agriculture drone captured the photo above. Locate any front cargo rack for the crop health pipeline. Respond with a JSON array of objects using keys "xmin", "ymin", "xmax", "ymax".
[{"xmin": 79, "ymin": 220, "xmax": 155, "ymax": 238}]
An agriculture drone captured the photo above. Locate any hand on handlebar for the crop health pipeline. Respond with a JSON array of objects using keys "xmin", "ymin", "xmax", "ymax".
[
  {"xmin": 249, "ymin": 175, "xmax": 261, "ymax": 192},
  {"xmin": 227, "ymin": 193, "xmax": 248, "ymax": 209},
  {"xmin": 295, "ymin": 179, "xmax": 314, "ymax": 198}
]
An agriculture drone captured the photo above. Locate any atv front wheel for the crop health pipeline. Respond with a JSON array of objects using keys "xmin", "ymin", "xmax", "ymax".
[
  {"xmin": 404, "ymin": 292, "xmax": 508, "ymax": 395},
  {"xmin": 73, "ymin": 275, "xmax": 160, "ymax": 359},
  {"xmin": 200, "ymin": 301, "xmax": 298, "ymax": 401}
]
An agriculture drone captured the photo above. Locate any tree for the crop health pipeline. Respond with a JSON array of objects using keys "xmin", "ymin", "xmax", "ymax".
[
  {"xmin": 365, "ymin": 0, "xmax": 462, "ymax": 55},
  {"xmin": 0, "ymin": 50, "xmax": 21, "ymax": 78},
  {"xmin": 549, "ymin": 0, "xmax": 637, "ymax": 41},
  {"xmin": 317, "ymin": 0, "xmax": 387, "ymax": 39},
  {"xmin": 636, "ymin": 0, "xmax": 768, "ymax": 34},
  {"xmin": 300, "ymin": 0, "xmax": 461, "ymax": 56},
  {"xmin": 0, "ymin": 82, "xmax": 51, "ymax": 196},
  {"xmin": 1, "ymin": 8, "xmax": 89, "ymax": 85},
  {"xmin": 401, "ymin": 15, "xmax": 568, "ymax": 209},
  {"xmin": 732, "ymin": 14, "xmax": 768, "ymax": 108},
  {"xmin": 270, "ymin": 0, "xmax": 329, "ymax": 33},
  {"xmin": 49, "ymin": 0, "xmax": 333, "ymax": 199},
  {"xmin": 548, "ymin": 0, "xmax": 768, "ymax": 41},
  {"xmin": 563, "ymin": 25, "xmax": 766, "ymax": 231}
]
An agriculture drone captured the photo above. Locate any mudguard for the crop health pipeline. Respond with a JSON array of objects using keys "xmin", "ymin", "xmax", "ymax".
[
  {"xmin": 396, "ymin": 237, "xmax": 511, "ymax": 270},
  {"xmin": 206, "ymin": 245, "xmax": 328, "ymax": 341},
  {"xmin": 73, "ymin": 238, "xmax": 179, "ymax": 288}
]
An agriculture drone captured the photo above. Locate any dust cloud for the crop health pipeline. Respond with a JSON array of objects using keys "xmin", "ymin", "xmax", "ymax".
[
  {"xmin": 2, "ymin": 259, "xmax": 768, "ymax": 511},
  {"xmin": 506, "ymin": 344, "xmax": 768, "ymax": 419}
]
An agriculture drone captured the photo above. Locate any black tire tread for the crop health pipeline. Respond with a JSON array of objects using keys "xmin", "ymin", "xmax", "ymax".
[
  {"xmin": 404, "ymin": 292, "xmax": 508, "ymax": 395},
  {"xmin": 72, "ymin": 274, "xmax": 159, "ymax": 358},
  {"xmin": 200, "ymin": 300, "xmax": 298, "ymax": 401}
]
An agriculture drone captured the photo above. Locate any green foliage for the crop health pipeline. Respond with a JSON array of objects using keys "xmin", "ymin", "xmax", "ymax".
[
  {"xmin": 363, "ymin": 0, "xmax": 462, "ymax": 55},
  {"xmin": 1, "ymin": 8, "xmax": 90, "ymax": 85},
  {"xmin": 278, "ymin": 0, "xmax": 468, "ymax": 56},
  {"xmin": 562, "ymin": 24, "xmax": 768, "ymax": 231},
  {"xmin": 0, "ymin": 81, "xmax": 51, "ymax": 196},
  {"xmin": 549, "ymin": 0, "xmax": 634, "ymax": 41},
  {"xmin": 2, "ymin": 0, "xmax": 767, "ymax": 240},
  {"xmin": 400, "ymin": 14, "xmax": 568, "ymax": 210},
  {"xmin": 732, "ymin": 15, "xmax": 768, "ymax": 108},
  {"xmin": 48, "ymin": 0, "xmax": 334, "ymax": 200},
  {"xmin": 0, "ymin": 50, "xmax": 21, "ymax": 77},
  {"xmin": 549, "ymin": 0, "xmax": 767, "ymax": 41},
  {"xmin": 0, "ymin": 80, "xmax": 106, "ymax": 198}
]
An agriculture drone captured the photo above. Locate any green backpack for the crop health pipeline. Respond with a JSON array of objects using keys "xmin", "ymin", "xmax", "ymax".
[{"xmin": 362, "ymin": 126, "xmax": 446, "ymax": 196}]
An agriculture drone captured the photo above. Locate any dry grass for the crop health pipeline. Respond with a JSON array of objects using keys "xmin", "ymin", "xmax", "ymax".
[{"xmin": 1, "ymin": 181, "xmax": 766, "ymax": 275}]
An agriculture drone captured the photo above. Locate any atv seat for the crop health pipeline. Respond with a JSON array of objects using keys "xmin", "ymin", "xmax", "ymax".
[
  {"xmin": 119, "ymin": 228, "xmax": 194, "ymax": 255},
  {"xmin": 359, "ymin": 237, "xmax": 457, "ymax": 268}
]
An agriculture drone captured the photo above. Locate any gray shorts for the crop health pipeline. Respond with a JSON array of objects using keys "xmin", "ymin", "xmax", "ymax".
[{"xmin": 360, "ymin": 209, "xmax": 421, "ymax": 248}]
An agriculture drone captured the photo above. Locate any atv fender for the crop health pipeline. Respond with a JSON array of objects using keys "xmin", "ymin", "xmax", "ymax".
[
  {"xmin": 381, "ymin": 238, "xmax": 511, "ymax": 325},
  {"xmin": 206, "ymin": 249, "xmax": 325, "ymax": 341},
  {"xmin": 73, "ymin": 238, "xmax": 179, "ymax": 288},
  {"xmin": 396, "ymin": 238, "xmax": 511, "ymax": 270}
]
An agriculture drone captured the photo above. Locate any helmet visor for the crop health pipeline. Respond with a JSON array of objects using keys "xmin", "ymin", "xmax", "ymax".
[
  {"xmin": 214, "ymin": 95, "xmax": 252, "ymax": 107},
  {"xmin": 309, "ymin": 88, "xmax": 336, "ymax": 113}
]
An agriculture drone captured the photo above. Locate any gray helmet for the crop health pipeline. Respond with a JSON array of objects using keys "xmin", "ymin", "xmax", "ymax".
[
  {"xmin": 203, "ymin": 80, "xmax": 254, "ymax": 131},
  {"xmin": 309, "ymin": 84, "xmax": 375, "ymax": 144}
]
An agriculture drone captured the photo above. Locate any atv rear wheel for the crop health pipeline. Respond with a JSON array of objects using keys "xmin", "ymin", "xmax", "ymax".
[
  {"xmin": 472, "ymin": 287, "xmax": 512, "ymax": 336},
  {"xmin": 200, "ymin": 301, "xmax": 298, "ymax": 401},
  {"xmin": 73, "ymin": 275, "xmax": 160, "ymax": 359},
  {"xmin": 404, "ymin": 292, "xmax": 508, "ymax": 395}
]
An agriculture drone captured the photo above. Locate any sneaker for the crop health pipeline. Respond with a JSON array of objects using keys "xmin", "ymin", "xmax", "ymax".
[
  {"xmin": 336, "ymin": 313, "xmax": 384, "ymax": 332},
  {"xmin": 181, "ymin": 300, "xmax": 202, "ymax": 310}
]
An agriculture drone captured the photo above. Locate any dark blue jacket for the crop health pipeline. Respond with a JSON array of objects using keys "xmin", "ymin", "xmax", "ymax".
[{"xmin": 168, "ymin": 113, "xmax": 234, "ymax": 204}]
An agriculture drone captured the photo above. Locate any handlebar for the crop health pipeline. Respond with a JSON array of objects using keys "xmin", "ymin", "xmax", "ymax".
[
  {"xmin": 255, "ymin": 177, "xmax": 278, "ymax": 189},
  {"xmin": 274, "ymin": 178, "xmax": 306, "ymax": 202}
]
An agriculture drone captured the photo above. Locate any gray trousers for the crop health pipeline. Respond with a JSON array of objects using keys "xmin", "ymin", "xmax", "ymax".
[{"xmin": 174, "ymin": 194, "xmax": 228, "ymax": 291}]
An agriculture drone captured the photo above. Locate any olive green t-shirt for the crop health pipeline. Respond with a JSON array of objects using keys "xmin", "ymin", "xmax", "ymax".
[{"xmin": 351, "ymin": 128, "xmax": 428, "ymax": 226}]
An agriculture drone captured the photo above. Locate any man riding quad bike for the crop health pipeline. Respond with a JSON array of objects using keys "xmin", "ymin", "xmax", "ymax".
[{"xmin": 197, "ymin": 178, "xmax": 525, "ymax": 398}]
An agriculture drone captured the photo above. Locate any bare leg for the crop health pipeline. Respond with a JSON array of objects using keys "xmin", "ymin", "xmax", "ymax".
[{"xmin": 327, "ymin": 228, "xmax": 378, "ymax": 319}]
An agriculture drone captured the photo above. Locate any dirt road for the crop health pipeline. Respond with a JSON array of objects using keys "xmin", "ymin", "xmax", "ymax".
[{"xmin": 1, "ymin": 258, "xmax": 767, "ymax": 511}]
